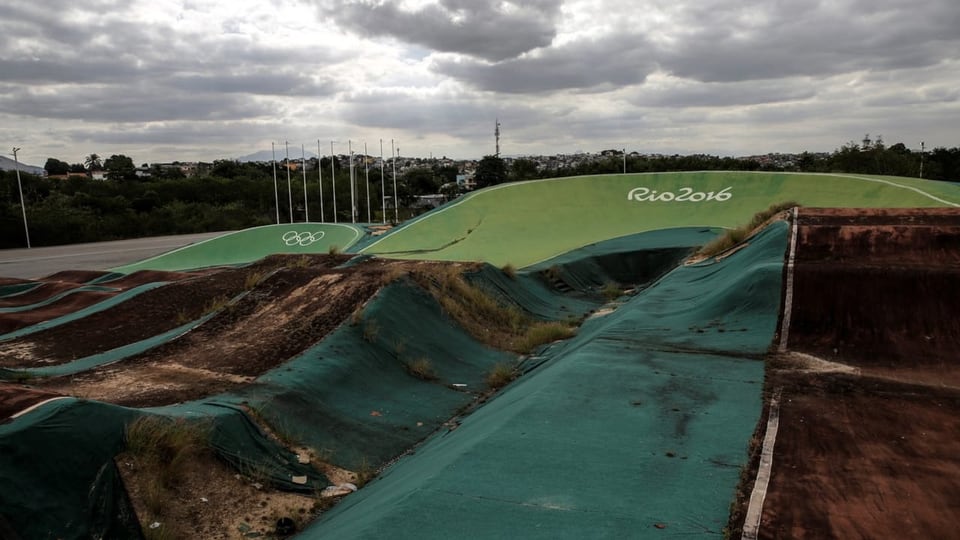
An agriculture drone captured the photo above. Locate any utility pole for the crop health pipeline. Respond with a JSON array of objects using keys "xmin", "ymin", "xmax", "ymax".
[{"xmin": 11, "ymin": 147, "xmax": 31, "ymax": 248}]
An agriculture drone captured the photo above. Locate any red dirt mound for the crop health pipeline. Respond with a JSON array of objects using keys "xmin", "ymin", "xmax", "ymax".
[{"xmin": 0, "ymin": 269, "xmax": 212, "ymax": 335}]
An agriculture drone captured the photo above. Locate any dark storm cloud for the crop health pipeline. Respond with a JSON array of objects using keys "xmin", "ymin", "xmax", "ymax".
[
  {"xmin": 656, "ymin": 0, "xmax": 960, "ymax": 83},
  {"xmin": 326, "ymin": 0, "xmax": 562, "ymax": 61},
  {"xmin": 427, "ymin": 0, "xmax": 960, "ymax": 95},
  {"xmin": 432, "ymin": 33, "xmax": 658, "ymax": 93}
]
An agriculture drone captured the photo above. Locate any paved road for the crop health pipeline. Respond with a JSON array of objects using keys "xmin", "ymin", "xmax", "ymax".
[{"xmin": 0, "ymin": 232, "xmax": 228, "ymax": 279}]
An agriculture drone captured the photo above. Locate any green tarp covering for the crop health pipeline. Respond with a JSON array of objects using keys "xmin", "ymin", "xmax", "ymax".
[{"xmin": 301, "ymin": 222, "xmax": 788, "ymax": 538}]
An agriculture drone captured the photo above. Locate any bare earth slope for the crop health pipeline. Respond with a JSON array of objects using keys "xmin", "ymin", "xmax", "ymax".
[{"xmin": 756, "ymin": 208, "xmax": 960, "ymax": 539}]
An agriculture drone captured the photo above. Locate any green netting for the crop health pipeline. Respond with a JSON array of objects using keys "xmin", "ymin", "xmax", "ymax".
[
  {"xmin": 223, "ymin": 281, "xmax": 515, "ymax": 471},
  {"xmin": 361, "ymin": 171, "xmax": 959, "ymax": 267},
  {"xmin": 0, "ymin": 282, "xmax": 39, "ymax": 298},
  {"xmin": 0, "ymin": 282, "xmax": 169, "ymax": 342},
  {"xmin": 525, "ymin": 227, "xmax": 718, "ymax": 292},
  {"xmin": 113, "ymin": 223, "xmax": 366, "ymax": 273},
  {"xmin": 300, "ymin": 221, "xmax": 788, "ymax": 539},
  {"xmin": 0, "ymin": 285, "xmax": 117, "ymax": 313},
  {"xmin": 0, "ymin": 398, "xmax": 326, "ymax": 539},
  {"xmin": 0, "ymin": 311, "xmax": 219, "ymax": 379},
  {"xmin": 461, "ymin": 227, "xmax": 717, "ymax": 321}
]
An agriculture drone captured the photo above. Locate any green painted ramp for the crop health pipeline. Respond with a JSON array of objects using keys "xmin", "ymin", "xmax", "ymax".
[
  {"xmin": 362, "ymin": 172, "xmax": 960, "ymax": 267},
  {"xmin": 113, "ymin": 223, "xmax": 364, "ymax": 273},
  {"xmin": 303, "ymin": 221, "xmax": 788, "ymax": 539}
]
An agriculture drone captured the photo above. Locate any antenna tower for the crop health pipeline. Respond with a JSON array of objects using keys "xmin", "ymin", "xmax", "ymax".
[{"xmin": 495, "ymin": 119, "xmax": 501, "ymax": 157}]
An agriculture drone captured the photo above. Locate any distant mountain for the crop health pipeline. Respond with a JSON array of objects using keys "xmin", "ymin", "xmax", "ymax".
[
  {"xmin": 236, "ymin": 149, "xmax": 318, "ymax": 163},
  {"xmin": 0, "ymin": 155, "xmax": 45, "ymax": 176}
]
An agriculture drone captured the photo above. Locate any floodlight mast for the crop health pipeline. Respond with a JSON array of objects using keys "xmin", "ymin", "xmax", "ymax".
[
  {"xmin": 318, "ymin": 140, "xmax": 324, "ymax": 223},
  {"xmin": 331, "ymin": 141, "xmax": 337, "ymax": 223},
  {"xmin": 392, "ymin": 140, "xmax": 399, "ymax": 223},
  {"xmin": 920, "ymin": 141, "xmax": 925, "ymax": 179},
  {"xmin": 285, "ymin": 141, "xmax": 293, "ymax": 223},
  {"xmin": 365, "ymin": 142, "xmax": 371, "ymax": 223},
  {"xmin": 380, "ymin": 139, "xmax": 386, "ymax": 224},
  {"xmin": 349, "ymin": 139, "xmax": 356, "ymax": 223},
  {"xmin": 11, "ymin": 147, "xmax": 30, "ymax": 248},
  {"xmin": 301, "ymin": 144, "xmax": 309, "ymax": 222},
  {"xmin": 271, "ymin": 143, "xmax": 280, "ymax": 224}
]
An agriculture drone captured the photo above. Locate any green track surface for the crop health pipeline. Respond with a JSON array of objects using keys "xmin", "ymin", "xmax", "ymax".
[
  {"xmin": 113, "ymin": 223, "xmax": 364, "ymax": 273},
  {"xmin": 362, "ymin": 171, "xmax": 960, "ymax": 267},
  {"xmin": 304, "ymin": 222, "xmax": 787, "ymax": 539}
]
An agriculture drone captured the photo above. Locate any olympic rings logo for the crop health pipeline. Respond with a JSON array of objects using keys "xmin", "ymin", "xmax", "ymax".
[{"xmin": 282, "ymin": 231, "xmax": 326, "ymax": 246}]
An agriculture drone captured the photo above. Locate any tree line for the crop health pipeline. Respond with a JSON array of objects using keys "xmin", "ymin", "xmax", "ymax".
[{"xmin": 475, "ymin": 138, "xmax": 960, "ymax": 187}]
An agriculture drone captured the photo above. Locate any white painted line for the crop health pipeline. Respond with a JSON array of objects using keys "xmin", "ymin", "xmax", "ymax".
[
  {"xmin": 9, "ymin": 396, "xmax": 73, "ymax": 420},
  {"xmin": 778, "ymin": 207, "xmax": 799, "ymax": 352},
  {"xmin": 742, "ymin": 388, "xmax": 782, "ymax": 540}
]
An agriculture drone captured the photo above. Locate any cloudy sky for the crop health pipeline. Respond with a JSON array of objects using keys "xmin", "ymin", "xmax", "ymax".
[{"xmin": 2, "ymin": 0, "xmax": 959, "ymax": 166}]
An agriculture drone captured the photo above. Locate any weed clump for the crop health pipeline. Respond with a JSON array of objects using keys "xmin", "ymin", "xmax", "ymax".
[
  {"xmin": 486, "ymin": 362, "xmax": 518, "ymax": 389},
  {"xmin": 698, "ymin": 201, "xmax": 798, "ymax": 257},
  {"xmin": 517, "ymin": 322, "xmax": 576, "ymax": 353},
  {"xmin": 404, "ymin": 357, "xmax": 438, "ymax": 381},
  {"xmin": 123, "ymin": 416, "xmax": 213, "ymax": 531}
]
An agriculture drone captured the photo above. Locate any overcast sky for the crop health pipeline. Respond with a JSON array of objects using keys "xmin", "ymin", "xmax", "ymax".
[{"xmin": 2, "ymin": 0, "xmax": 959, "ymax": 166}]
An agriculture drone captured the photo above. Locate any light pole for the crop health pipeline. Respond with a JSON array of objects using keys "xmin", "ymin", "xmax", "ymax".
[
  {"xmin": 271, "ymin": 143, "xmax": 280, "ymax": 224},
  {"xmin": 364, "ymin": 142, "xmax": 371, "ymax": 223},
  {"xmin": 317, "ymin": 140, "xmax": 324, "ymax": 223},
  {"xmin": 348, "ymin": 140, "xmax": 356, "ymax": 223},
  {"xmin": 301, "ymin": 144, "xmax": 309, "ymax": 222},
  {"xmin": 11, "ymin": 147, "xmax": 31, "ymax": 248},
  {"xmin": 331, "ymin": 141, "xmax": 337, "ymax": 223},
  {"xmin": 285, "ymin": 141, "xmax": 293, "ymax": 223},
  {"xmin": 380, "ymin": 139, "xmax": 386, "ymax": 223},
  {"xmin": 392, "ymin": 139, "xmax": 398, "ymax": 223},
  {"xmin": 920, "ymin": 141, "xmax": 925, "ymax": 179}
]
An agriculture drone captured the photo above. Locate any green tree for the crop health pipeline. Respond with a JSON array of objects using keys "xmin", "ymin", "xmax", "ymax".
[
  {"xmin": 103, "ymin": 154, "xmax": 137, "ymax": 181},
  {"xmin": 509, "ymin": 158, "xmax": 539, "ymax": 182},
  {"xmin": 44, "ymin": 158, "xmax": 71, "ymax": 176},
  {"xmin": 474, "ymin": 155, "xmax": 507, "ymax": 188}
]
